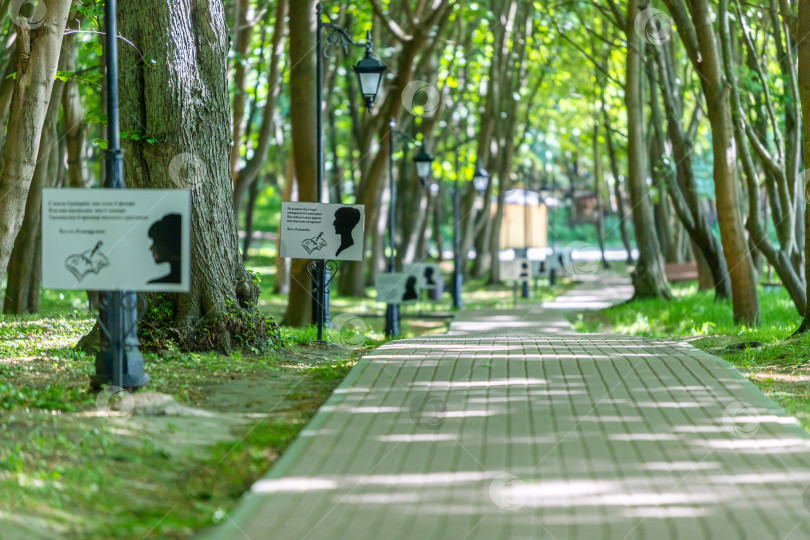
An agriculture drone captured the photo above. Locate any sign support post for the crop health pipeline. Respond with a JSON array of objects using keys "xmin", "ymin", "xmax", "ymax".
[{"xmin": 94, "ymin": 0, "xmax": 148, "ymax": 390}]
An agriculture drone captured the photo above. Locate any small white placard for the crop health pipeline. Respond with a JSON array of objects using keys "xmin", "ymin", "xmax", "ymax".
[
  {"xmin": 500, "ymin": 258, "xmax": 531, "ymax": 281},
  {"xmin": 42, "ymin": 189, "xmax": 191, "ymax": 292},
  {"xmin": 403, "ymin": 262, "xmax": 441, "ymax": 290},
  {"xmin": 544, "ymin": 251, "xmax": 565, "ymax": 271},
  {"xmin": 375, "ymin": 273, "xmax": 421, "ymax": 304},
  {"xmin": 280, "ymin": 202, "xmax": 365, "ymax": 261}
]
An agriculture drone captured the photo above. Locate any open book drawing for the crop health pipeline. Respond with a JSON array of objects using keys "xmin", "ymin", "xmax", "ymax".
[
  {"xmin": 65, "ymin": 241, "xmax": 110, "ymax": 282},
  {"xmin": 301, "ymin": 232, "xmax": 327, "ymax": 255}
]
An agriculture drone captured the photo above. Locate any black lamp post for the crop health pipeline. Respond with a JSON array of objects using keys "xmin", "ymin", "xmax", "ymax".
[
  {"xmin": 384, "ymin": 121, "xmax": 432, "ymax": 337},
  {"xmin": 313, "ymin": 3, "xmax": 386, "ymax": 341},
  {"xmin": 452, "ymin": 149, "xmax": 463, "ymax": 309},
  {"xmin": 522, "ymin": 177, "xmax": 531, "ymax": 299},
  {"xmin": 93, "ymin": 0, "xmax": 148, "ymax": 390}
]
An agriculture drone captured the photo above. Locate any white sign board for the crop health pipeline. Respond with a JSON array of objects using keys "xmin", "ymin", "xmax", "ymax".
[
  {"xmin": 42, "ymin": 189, "xmax": 191, "ymax": 292},
  {"xmin": 403, "ymin": 262, "xmax": 441, "ymax": 290},
  {"xmin": 280, "ymin": 202, "xmax": 365, "ymax": 261},
  {"xmin": 375, "ymin": 273, "xmax": 420, "ymax": 304},
  {"xmin": 500, "ymin": 258, "xmax": 531, "ymax": 281},
  {"xmin": 544, "ymin": 251, "xmax": 565, "ymax": 272}
]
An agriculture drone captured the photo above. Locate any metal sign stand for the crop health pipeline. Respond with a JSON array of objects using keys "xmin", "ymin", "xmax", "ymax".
[{"xmin": 93, "ymin": 0, "xmax": 148, "ymax": 390}]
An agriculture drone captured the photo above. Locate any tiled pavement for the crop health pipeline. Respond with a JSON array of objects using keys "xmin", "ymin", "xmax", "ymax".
[{"xmin": 205, "ymin": 274, "xmax": 810, "ymax": 539}]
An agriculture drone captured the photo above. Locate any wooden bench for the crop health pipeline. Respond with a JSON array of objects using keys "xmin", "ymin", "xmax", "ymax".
[{"xmin": 665, "ymin": 261, "xmax": 699, "ymax": 283}]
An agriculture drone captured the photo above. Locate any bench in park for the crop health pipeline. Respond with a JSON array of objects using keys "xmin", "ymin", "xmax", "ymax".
[{"xmin": 665, "ymin": 261, "xmax": 698, "ymax": 283}]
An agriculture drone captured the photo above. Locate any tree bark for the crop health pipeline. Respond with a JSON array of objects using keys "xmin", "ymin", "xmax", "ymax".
[
  {"xmin": 0, "ymin": 0, "xmax": 72, "ymax": 293},
  {"xmin": 592, "ymin": 122, "xmax": 609, "ymax": 268},
  {"xmin": 3, "ymin": 51, "xmax": 66, "ymax": 314},
  {"xmin": 233, "ymin": 0, "xmax": 287, "ymax": 215},
  {"xmin": 117, "ymin": 0, "xmax": 270, "ymax": 350},
  {"xmin": 663, "ymin": 0, "xmax": 760, "ymax": 324},
  {"xmin": 280, "ymin": 0, "xmax": 318, "ymax": 326},
  {"xmin": 624, "ymin": 0, "xmax": 670, "ymax": 299},
  {"xmin": 650, "ymin": 41, "xmax": 731, "ymax": 300},
  {"xmin": 793, "ymin": 0, "xmax": 810, "ymax": 331}
]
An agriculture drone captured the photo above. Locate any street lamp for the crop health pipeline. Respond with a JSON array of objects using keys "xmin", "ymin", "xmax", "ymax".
[
  {"xmin": 384, "ymin": 121, "xmax": 432, "ymax": 337},
  {"xmin": 472, "ymin": 166, "xmax": 489, "ymax": 193},
  {"xmin": 522, "ymin": 177, "xmax": 531, "ymax": 299},
  {"xmin": 413, "ymin": 147, "xmax": 435, "ymax": 185},
  {"xmin": 93, "ymin": 0, "xmax": 149, "ymax": 390},
  {"xmin": 312, "ymin": 3, "xmax": 386, "ymax": 341},
  {"xmin": 353, "ymin": 54, "xmax": 387, "ymax": 109}
]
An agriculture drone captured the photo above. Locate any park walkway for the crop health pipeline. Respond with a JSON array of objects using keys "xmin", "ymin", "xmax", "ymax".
[{"xmin": 206, "ymin": 273, "xmax": 810, "ymax": 539}]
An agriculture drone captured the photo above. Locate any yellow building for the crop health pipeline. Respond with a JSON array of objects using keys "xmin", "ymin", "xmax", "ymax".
[{"xmin": 497, "ymin": 189, "xmax": 548, "ymax": 250}]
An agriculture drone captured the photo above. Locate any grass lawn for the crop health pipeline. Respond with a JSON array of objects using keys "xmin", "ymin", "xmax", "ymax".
[{"xmin": 573, "ymin": 282, "xmax": 810, "ymax": 430}]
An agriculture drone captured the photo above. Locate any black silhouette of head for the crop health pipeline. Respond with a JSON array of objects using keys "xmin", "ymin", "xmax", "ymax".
[
  {"xmin": 403, "ymin": 276, "xmax": 419, "ymax": 301},
  {"xmin": 334, "ymin": 207, "xmax": 361, "ymax": 257},
  {"xmin": 424, "ymin": 266, "xmax": 435, "ymax": 285},
  {"xmin": 148, "ymin": 213, "xmax": 182, "ymax": 284}
]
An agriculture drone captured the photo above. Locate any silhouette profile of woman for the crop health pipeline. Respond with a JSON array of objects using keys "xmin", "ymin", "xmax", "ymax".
[
  {"xmin": 424, "ymin": 266, "xmax": 436, "ymax": 286},
  {"xmin": 403, "ymin": 276, "xmax": 419, "ymax": 301},
  {"xmin": 333, "ymin": 207, "xmax": 361, "ymax": 257},
  {"xmin": 148, "ymin": 213, "xmax": 182, "ymax": 284}
]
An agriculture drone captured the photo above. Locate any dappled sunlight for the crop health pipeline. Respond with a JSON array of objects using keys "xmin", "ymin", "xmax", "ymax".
[
  {"xmin": 252, "ymin": 477, "xmax": 338, "ymax": 494},
  {"xmin": 694, "ymin": 438, "xmax": 810, "ymax": 453},
  {"xmin": 411, "ymin": 378, "xmax": 547, "ymax": 388}
]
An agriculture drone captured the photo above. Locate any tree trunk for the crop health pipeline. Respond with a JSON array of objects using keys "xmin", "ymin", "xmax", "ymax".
[
  {"xmin": 603, "ymin": 107, "xmax": 634, "ymax": 264},
  {"xmin": 117, "ymin": 0, "xmax": 270, "ymax": 350},
  {"xmin": 280, "ymin": 0, "xmax": 318, "ymax": 325},
  {"xmin": 650, "ymin": 41, "xmax": 732, "ymax": 300},
  {"xmin": 3, "ymin": 60, "xmax": 65, "ymax": 314},
  {"xmin": 663, "ymin": 0, "xmax": 759, "ymax": 324},
  {"xmin": 794, "ymin": 0, "xmax": 810, "ymax": 332},
  {"xmin": 593, "ymin": 123, "xmax": 609, "ymax": 268},
  {"xmin": 233, "ymin": 0, "xmax": 286, "ymax": 215},
  {"xmin": 62, "ymin": 23, "xmax": 89, "ymax": 189},
  {"xmin": 0, "ymin": 0, "xmax": 72, "ymax": 292},
  {"xmin": 229, "ymin": 0, "xmax": 251, "ymax": 180},
  {"xmin": 624, "ymin": 0, "xmax": 670, "ymax": 299}
]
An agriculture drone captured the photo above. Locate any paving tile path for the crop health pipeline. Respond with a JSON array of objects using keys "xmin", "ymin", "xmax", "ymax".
[{"xmin": 206, "ymin": 273, "xmax": 810, "ymax": 539}]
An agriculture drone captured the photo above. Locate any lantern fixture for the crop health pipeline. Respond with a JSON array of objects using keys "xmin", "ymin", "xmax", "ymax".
[
  {"xmin": 353, "ymin": 52, "xmax": 387, "ymax": 109},
  {"xmin": 413, "ymin": 147, "xmax": 435, "ymax": 184},
  {"xmin": 472, "ymin": 166, "xmax": 489, "ymax": 193}
]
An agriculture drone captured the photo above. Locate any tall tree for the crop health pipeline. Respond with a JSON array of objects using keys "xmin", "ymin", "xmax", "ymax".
[
  {"xmin": 280, "ymin": 0, "xmax": 318, "ymax": 326},
  {"xmin": 117, "ymin": 0, "xmax": 271, "ymax": 349},
  {"xmin": 621, "ymin": 0, "xmax": 670, "ymax": 298},
  {"xmin": 662, "ymin": 0, "xmax": 760, "ymax": 324},
  {"xmin": 0, "ymin": 0, "xmax": 72, "ymax": 301},
  {"xmin": 795, "ymin": 0, "xmax": 810, "ymax": 332}
]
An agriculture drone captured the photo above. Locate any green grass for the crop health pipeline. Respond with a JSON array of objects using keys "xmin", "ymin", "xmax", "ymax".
[
  {"xmin": 572, "ymin": 282, "xmax": 800, "ymax": 340},
  {"xmin": 574, "ymin": 282, "xmax": 810, "ymax": 430}
]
